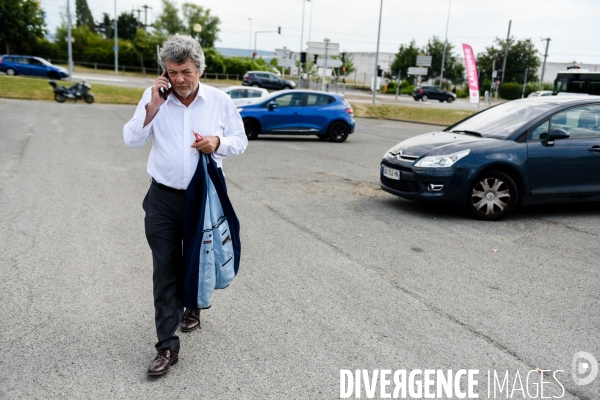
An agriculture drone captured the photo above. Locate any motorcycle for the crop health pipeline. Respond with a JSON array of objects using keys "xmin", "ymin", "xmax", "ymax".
[{"xmin": 49, "ymin": 80, "xmax": 94, "ymax": 104}]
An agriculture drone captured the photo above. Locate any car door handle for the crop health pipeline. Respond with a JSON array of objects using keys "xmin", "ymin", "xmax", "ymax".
[{"xmin": 588, "ymin": 145, "xmax": 600, "ymax": 152}]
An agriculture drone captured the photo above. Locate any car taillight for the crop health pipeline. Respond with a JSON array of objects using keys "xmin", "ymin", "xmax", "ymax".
[
  {"xmin": 243, "ymin": 74, "xmax": 249, "ymax": 80},
  {"xmin": 345, "ymin": 108, "xmax": 353, "ymax": 114},
  {"xmin": 419, "ymin": 89, "xmax": 423, "ymax": 93},
  {"xmin": 0, "ymin": 58, "xmax": 3, "ymax": 65}
]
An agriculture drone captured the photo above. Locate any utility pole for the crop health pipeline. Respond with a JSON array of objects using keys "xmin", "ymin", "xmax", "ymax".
[
  {"xmin": 372, "ymin": 0, "xmax": 383, "ymax": 104},
  {"xmin": 322, "ymin": 38, "xmax": 329, "ymax": 92},
  {"xmin": 142, "ymin": 5, "xmax": 152, "ymax": 31},
  {"xmin": 540, "ymin": 38, "xmax": 551, "ymax": 85},
  {"xmin": 501, "ymin": 20, "xmax": 511, "ymax": 84},
  {"xmin": 299, "ymin": 0, "xmax": 309, "ymax": 89},
  {"xmin": 114, "ymin": 0, "xmax": 118, "ymax": 75},
  {"xmin": 134, "ymin": 8, "xmax": 142, "ymax": 26},
  {"xmin": 66, "ymin": 0, "xmax": 73, "ymax": 80},
  {"xmin": 439, "ymin": 0, "xmax": 451, "ymax": 88}
]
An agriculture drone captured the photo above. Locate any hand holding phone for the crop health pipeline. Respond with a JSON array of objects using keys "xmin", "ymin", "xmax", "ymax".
[{"xmin": 159, "ymin": 70, "xmax": 170, "ymax": 100}]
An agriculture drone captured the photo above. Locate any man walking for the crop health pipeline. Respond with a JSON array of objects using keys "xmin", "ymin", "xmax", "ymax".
[{"xmin": 123, "ymin": 34, "xmax": 247, "ymax": 376}]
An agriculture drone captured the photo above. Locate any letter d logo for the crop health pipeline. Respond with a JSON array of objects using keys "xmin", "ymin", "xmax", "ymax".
[{"xmin": 572, "ymin": 352, "xmax": 598, "ymax": 386}]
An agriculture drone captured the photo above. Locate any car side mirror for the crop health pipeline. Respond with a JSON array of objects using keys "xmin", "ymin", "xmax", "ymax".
[
  {"xmin": 545, "ymin": 128, "xmax": 570, "ymax": 146},
  {"xmin": 267, "ymin": 101, "xmax": 278, "ymax": 111}
]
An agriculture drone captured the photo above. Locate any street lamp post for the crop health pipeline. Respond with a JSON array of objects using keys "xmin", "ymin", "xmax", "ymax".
[
  {"xmin": 299, "ymin": 0, "xmax": 310, "ymax": 88},
  {"xmin": 193, "ymin": 23, "xmax": 202, "ymax": 44},
  {"xmin": 66, "ymin": 0, "xmax": 73, "ymax": 80},
  {"xmin": 439, "ymin": 0, "xmax": 451, "ymax": 88},
  {"xmin": 114, "ymin": 0, "xmax": 118, "ymax": 76},
  {"xmin": 372, "ymin": 0, "xmax": 383, "ymax": 104},
  {"xmin": 248, "ymin": 18, "xmax": 252, "ymax": 58}
]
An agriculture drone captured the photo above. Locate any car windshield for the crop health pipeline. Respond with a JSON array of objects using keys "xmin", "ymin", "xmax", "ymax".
[{"xmin": 448, "ymin": 101, "xmax": 556, "ymax": 139}]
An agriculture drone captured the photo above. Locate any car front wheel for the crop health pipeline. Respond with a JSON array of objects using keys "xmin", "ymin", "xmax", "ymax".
[
  {"xmin": 48, "ymin": 71, "xmax": 60, "ymax": 80},
  {"xmin": 421, "ymin": 94, "xmax": 428, "ymax": 102},
  {"xmin": 447, "ymin": 96, "xmax": 454, "ymax": 103},
  {"xmin": 327, "ymin": 121, "xmax": 349, "ymax": 143},
  {"xmin": 6, "ymin": 68, "xmax": 16, "ymax": 76},
  {"xmin": 467, "ymin": 171, "xmax": 518, "ymax": 220},
  {"xmin": 243, "ymin": 118, "xmax": 261, "ymax": 140}
]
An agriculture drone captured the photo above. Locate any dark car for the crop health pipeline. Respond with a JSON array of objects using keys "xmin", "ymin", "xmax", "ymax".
[
  {"xmin": 380, "ymin": 97, "xmax": 600, "ymax": 220},
  {"xmin": 237, "ymin": 90, "xmax": 355, "ymax": 142},
  {"xmin": 413, "ymin": 85, "xmax": 457, "ymax": 103},
  {"xmin": 242, "ymin": 71, "xmax": 296, "ymax": 90},
  {"xmin": 0, "ymin": 55, "xmax": 69, "ymax": 80}
]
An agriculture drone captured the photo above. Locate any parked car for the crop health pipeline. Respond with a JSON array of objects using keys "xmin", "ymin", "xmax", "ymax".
[
  {"xmin": 237, "ymin": 90, "xmax": 355, "ymax": 142},
  {"xmin": 0, "ymin": 55, "xmax": 69, "ymax": 80},
  {"xmin": 528, "ymin": 91, "xmax": 553, "ymax": 98},
  {"xmin": 380, "ymin": 97, "xmax": 600, "ymax": 220},
  {"xmin": 220, "ymin": 85, "xmax": 269, "ymax": 106},
  {"xmin": 413, "ymin": 86, "xmax": 457, "ymax": 103},
  {"xmin": 242, "ymin": 71, "xmax": 296, "ymax": 90}
]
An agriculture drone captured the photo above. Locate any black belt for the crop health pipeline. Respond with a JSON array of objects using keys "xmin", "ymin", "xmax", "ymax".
[{"xmin": 151, "ymin": 178, "xmax": 185, "ymax": 194}]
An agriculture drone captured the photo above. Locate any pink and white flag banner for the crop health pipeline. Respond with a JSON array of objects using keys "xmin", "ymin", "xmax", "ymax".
[{"xmin": 462, "ymin": 44, "xmax": 479, "ymax": 104}]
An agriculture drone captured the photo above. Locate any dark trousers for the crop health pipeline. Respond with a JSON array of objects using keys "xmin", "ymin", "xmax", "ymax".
[{"xmin": 143, "ymin": 180, "xmax": 186, "ymax": 352}]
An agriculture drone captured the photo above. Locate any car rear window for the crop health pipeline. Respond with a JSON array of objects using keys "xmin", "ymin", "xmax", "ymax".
[{"xmin": 306, "ymin": 94, "xmax": 333, "ymax": 106}]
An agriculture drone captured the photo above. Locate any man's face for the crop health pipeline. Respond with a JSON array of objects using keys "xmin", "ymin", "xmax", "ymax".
[{"xmin": 165, "ymin": 59, "xmax": 202, "ymax": 98}]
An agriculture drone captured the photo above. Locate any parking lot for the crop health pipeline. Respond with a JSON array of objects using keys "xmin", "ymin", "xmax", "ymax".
[{"xmin": 0, "ymin": 98, "xmax": 598, "ymax": 399}]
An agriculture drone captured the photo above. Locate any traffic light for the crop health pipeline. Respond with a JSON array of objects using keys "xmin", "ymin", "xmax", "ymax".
[
  {"xmin": 278, "ymin": 27, "xmax": 281, "ymax": 34},
  {"xmin": 496, "ymin": 70, "xmax": 503, "ymax": 81},
  {"xmin": 341, "ymin": 52, "xmax": 346, "ymax": 64},
  {"xmin": 300, "ymin": 52, "xmax": 306, "ymax": 64},
  {"xmin": 342, "ymin": 66, "xmax": 346, "ymax": 72},
  {"xmin": 313, "ymin": 54, "xmax": 318, "ymax": 63},
  {"xmin": 493, "ymin": 58, "xmax": 502, "ymax": 70},
  {"xmin": 377, "ymin": 65, "xmax": 382, "ymax": 77}
]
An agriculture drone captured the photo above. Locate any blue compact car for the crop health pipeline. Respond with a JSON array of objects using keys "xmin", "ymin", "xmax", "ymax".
[
  {"xmin": 237, "ymin": 90, "xmax": 355, "ymax": 142},
  {"xmin": 0, "ymin": 55, "xmax": 69, "ymax": 80},
  {"xmin": 381, "ymin": 97, "xmax": 600, "ymax": 220}
]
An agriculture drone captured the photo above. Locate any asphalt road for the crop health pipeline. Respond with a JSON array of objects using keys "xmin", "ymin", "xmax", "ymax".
[{"xmin": 0, "ymin": 99, "xmax": 598, "ymax": 399}]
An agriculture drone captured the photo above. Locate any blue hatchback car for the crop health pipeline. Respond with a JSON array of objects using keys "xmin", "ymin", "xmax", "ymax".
[
  {"xmin": 0, "ymin": 55, "xmax": 69, "ymax": 80},
  {"xmin": 381, "ymin": 97, "xmax": 600, "ymax": 220},
  {"xmin": 237, "ymin": 90, "xmax": 355, "ymax": 142}
]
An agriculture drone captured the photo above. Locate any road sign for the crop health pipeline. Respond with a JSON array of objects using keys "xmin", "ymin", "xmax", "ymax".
[
  {"xmin": 275, "ymin": 49, "xmax": 295, "ymax": 67},
  {"xmin": 305, "ymin": 41, "xmax": 340, "ymax": 56},
  {"xmin": 416, "ymin": 55, "xmax": 432, "ymax": 67},
  {"xmin": 113, "ymin": 46, "xmax": 119, "ymax": 51},
  {"xmin": 317, "ymin": 67, "xmax": 333, "ymax": 77},
  {"xmin": 407, "ymin": 67, "xmax": 428, "ymax": 75},
  {"xmin": 316, "ymin": 58, "xmax": 342, "ymax": 68}
]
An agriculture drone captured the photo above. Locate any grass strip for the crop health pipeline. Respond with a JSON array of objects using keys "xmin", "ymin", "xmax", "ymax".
[
  {"xmin": 0, "ymin": 75, "xmax": 145, "ymax": 105},
  {"xmin": 350, "ymin": 102, "xmax": 475, "ymax": 126}
]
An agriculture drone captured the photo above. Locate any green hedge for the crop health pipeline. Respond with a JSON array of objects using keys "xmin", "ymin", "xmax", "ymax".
[{"xmin": 498, "ymin": 82, "xmax": 523, "ymax": 100}]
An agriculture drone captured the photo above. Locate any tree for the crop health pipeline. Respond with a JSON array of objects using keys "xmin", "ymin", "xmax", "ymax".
[
  {"xmin": 153, "ymin": 0, "xmax": 186, "ymax": 35},
  {"xmin": 182, "ymin": 3, "xmax": 220, "ymax": 48},
  {"xmin": 117, "ymin": 12, "xmax": 139, "ymax": 41},
  {"xmin": 97, "ymin": 13, "xmax": 113, "ymax": 40},
  {"xmin": 390, "ymin": 40, "xmax": 420, "ymax": 81},
  {"xmin": 75, "ymin": 0, "xmax": 95, "ymax": 31},
  {"xmin": 477, "ymin": 37, "xmax": 540, "ymax": 84},
  {"xmin": 424, "ymin": 36, "xmax": 460, "ymax": 84},
  {"xmin": 0, "ymin": 0, "xmax": 45, "ymax": 54}
]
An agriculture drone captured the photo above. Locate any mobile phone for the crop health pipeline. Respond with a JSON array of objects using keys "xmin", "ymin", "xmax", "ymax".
[{"xmin": 160, "ymin": 70, "xmax": 170, "ymax": 100}]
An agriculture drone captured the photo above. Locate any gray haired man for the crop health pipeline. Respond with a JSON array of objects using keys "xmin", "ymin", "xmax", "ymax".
[{"xmin": 123, "ymin": 34, "xmax": 247, "ymax": 376}]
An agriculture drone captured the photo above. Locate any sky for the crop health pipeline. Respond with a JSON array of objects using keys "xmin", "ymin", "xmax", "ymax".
[{"xmin": 40, "ymin": 0, "xmax": 600, "ymax": 65}]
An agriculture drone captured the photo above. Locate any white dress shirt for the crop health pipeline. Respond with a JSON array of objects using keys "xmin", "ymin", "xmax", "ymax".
[{"xmin": 123, "ymin": 83, "xmax": 248, "ymax": 190}]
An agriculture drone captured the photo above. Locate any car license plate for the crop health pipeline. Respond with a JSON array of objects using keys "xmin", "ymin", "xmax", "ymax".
[{"xmin": 382, "ymin": 166, "xmax": 401, "ymax": 180}]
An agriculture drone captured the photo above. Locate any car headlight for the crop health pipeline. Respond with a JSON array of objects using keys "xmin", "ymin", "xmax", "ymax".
[
  {"xmin": 413, "ymin": 149, "xmax": 470, "ymax": 168},
  {"xmin": 289, "ymin": 82, "xmax": 296, "ymax": 88},
  {"xmin": 236, "ymin": 108, "xmax": 244, "ymax": 112}
]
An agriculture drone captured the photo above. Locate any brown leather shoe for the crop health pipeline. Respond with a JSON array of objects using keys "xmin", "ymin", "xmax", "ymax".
[
  {"xmin": 147, "ymin": 348, "xmax": 178, "ymax": 376},
  {"xmin": 181, "ymin": 308, "xmax": 200, "ymax": 332}
]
